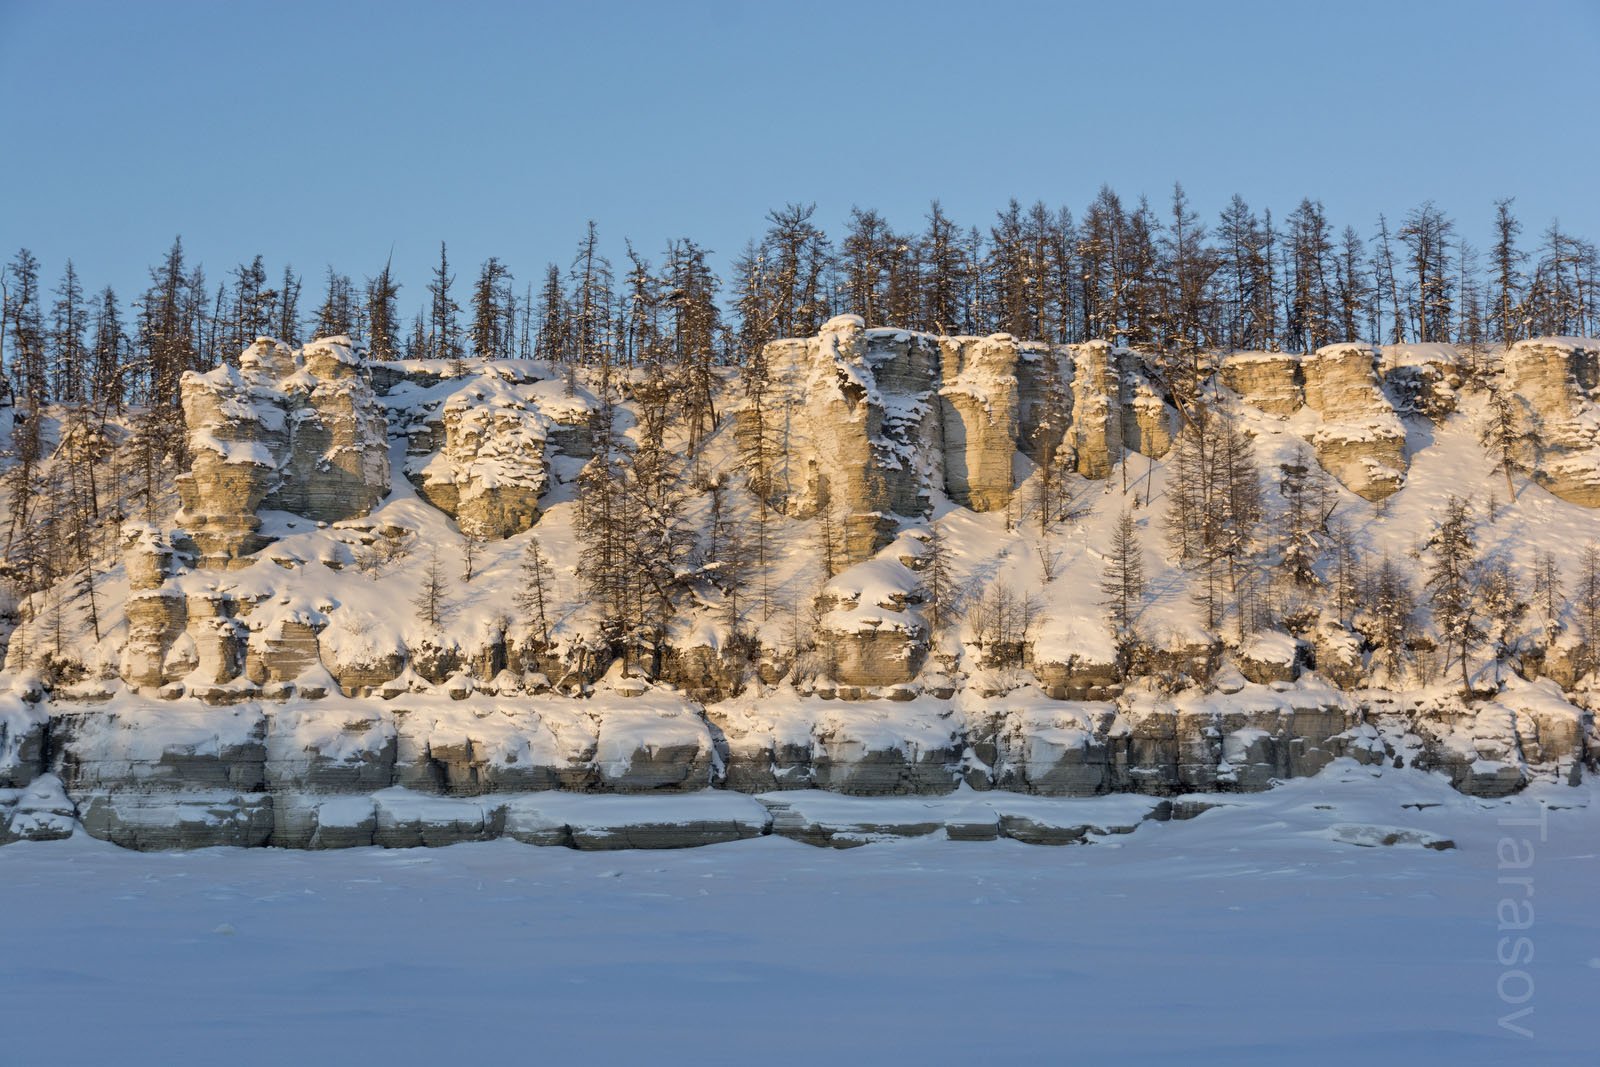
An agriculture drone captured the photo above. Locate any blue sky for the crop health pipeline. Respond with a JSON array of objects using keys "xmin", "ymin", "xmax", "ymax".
[{"xmin": 2, "ymin": 0, "xmax": 1597, "ymax": 308}]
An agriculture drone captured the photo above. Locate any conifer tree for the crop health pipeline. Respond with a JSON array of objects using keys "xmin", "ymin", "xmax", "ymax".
[
  {"xmin": 1425, "ymin": 495, "xmax": 1483, "ymax": 693},
  {"xmin": 915, "ymin": 518, "xmax": 958, "ymax": 638},
  {"xmin": 50, "ymin": 259, "xmax": 87, "ymax": 404},
  {"xmin": 1279, "ymin": 448, "xmax": 1330, "ymax": 588},
  {"xmin": 1101, "ymin": 507, "xmax": 1145, "ymax": 637},
  {"xmin": 365, "ymin": 257, "xmax": 401, "ymax": 360},
  {"xmin": 1364, "ymin": 555, "xmax": 1416, "ymax": 681},
  {"xmin": 413, "ymin": 549, "xmax": 451, "ymax": 628},
  {"xmin": 1490, "ymin": 198, "xmax": 1526, "ymax": 346},
  {"xmin": 916, "ymin": 201, "xmax": 963, "ymax": 335},
  {"xmin": 230, "ymin": 255, "xmax": 276, "ymax": 349},
  {"xmin": 569, "ymin": 221, "xmax": 614, "ymax": 368},
  {"xmin": 276, "ymin": 265, "xmax": 302, "ymax": 346},
  {"xmin": 6, "ymin": 249, "xmax": 47, "ymax": 411},
  {"xmin": 514, "ymin": 535, "xmax": 555, "ymax": 648},
  {"xmin": 89, "ymin": 286, "xmax": 125, "ymax": 411},
  {"xmin": 533, "ymin": 262, "xmax": 567, "ymax": 363},
  {"xmin": 661, "ymin": 238, "xmax": 721, "ymax": 454},
  {"xmin": 1481, "ymin": 382, "xmax": 1525, "ymax": 499},
  {"xmin": 314, "ymin": 268, "xmax": 356, "ymax": 338},
  {"xmin": 427, "ymin": 241, "xmax": 462, "ymax": 363},
  {"xmin": 470, "ymin": 257, "xmax": 512, "ymax": 359},
  {"xmin": 1531, "ymin": 550, "xmax": 1564, "ymax": 627}
]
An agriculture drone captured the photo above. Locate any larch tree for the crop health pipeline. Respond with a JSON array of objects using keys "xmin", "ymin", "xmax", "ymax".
[
  {"xmin": 275, "ymin": 265, "xmax": 302, "ymax": 346},
  {"xmin": 1101, "ymin": 507, "xmax": 1145, "ymax": 639},
  {"xmin": 89, "ymin": 286, "xmax": 125, "ymax": 412},
  {"xmin": 1399, "ymin": 202, "xmax": 1456, "ymax": 343},
  {"xmin": 1425, "ymin": 495, "xmax": 1484, "ymax": 693},
  {"xmin": 1480, "ymin": 381, "xmax": 1525, "ymax": 499},
  {"xmin": 1278, "ymin": 447, "xmax": 1330, "ymax": 589},
  {"xmin": 533, "ymin": 262, "xmax": 567, "ymax": 363},
  {"xmin": 427, "ymin": 241, "xmax": 462, "ymax": 364},
  {"xmin": 1575, "ymin": 544, "xmax": 1600, "ymax": 674},
  {"xmin": 314, "ymin": 268, "xmax": 356, "ymax": 339},
  {"xmin": 1364, "ymin": 554, "xmax": 1416, "ymax": 682},
  {"xmin": 661, "ymin": 238, "xmax": 721, "ymax": 457},
  {"xmin": 49, "ymin": 259, "xmax": 88, "ymax": 404},
  {"xmin": 514, "ymin": 535, "xmax": 556, "ymax": 649},
  {"xmin": 1530, "ymin": 550, "xmax": 1564, "ymax": 630},
  {"xmin": 919, "ymin": 518, "xmax": 958, "ymax": 636},
  {"xmin": 413, "ymin": 549, "xmax": 451, "ymax": 629},
  {"xmin": 365, "ymin": 257, "xmax": 401, "ymax": 361},
  {"xmin": 1166, "ymin": 407, "xmax": 1263, "ymax": 637},
  {"xmin": 569, "ymin": 221, "xmax": 614, "ymax": 369},
  {"xmin": 1489, "ymin": 198, "xmax": 1526, "ymax": 347},
  {"xmin": 470, "ymin": 256, "xmax": 513, "ymax": 360}
]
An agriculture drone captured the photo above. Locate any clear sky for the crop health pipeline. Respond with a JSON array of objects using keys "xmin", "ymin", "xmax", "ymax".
[{"xmin": 2, "ymin": 0, "xmax": 1597, "ymax": 310}]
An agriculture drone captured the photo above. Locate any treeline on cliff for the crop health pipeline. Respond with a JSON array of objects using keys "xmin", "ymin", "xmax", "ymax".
[
  {"xmin": 1, "ymin": 188, "xmax": 1598, "ymax": 623},
  {"xmin": 6, "ymin": 188, "xmax": 1600, "ymax": 416}
]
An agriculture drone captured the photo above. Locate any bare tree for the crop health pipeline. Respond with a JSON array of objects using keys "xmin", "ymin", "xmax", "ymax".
[
  {"xmin": 919, "ymin": 519, "xmax": 959, "ymax": 634},
  {"xmin": 1480, "ymin": 383, "xmax": 1525, "ymax": 499},
  {"xmin": 1101, "ymin": 507, "xmax": 1145, "ymax": 637},
  {"xmin": 1425, "ymin": 496, "xmax": 1483, "ymax": 694},
  {"xmin": 513, "ymin": 536, "xmax": 555, "ymax": 647},
  {"xmin": 413, "ymin": 549, "xmax": 451, "ymax": 629}
]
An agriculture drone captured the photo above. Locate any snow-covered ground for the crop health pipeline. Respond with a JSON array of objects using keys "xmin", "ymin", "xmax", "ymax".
[{"xmin": 3, "ymin": 767, "xmax": 1594, "ymax": 1065}]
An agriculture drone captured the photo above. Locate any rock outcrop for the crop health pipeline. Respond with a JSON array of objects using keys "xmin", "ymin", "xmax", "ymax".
[
  {"xmin": 1221, "ymin": 351, "xmax": 1303, "ymax": 416},
  {"xmin": 1381, "ymin": 343, "xmax": 1461, "ymax": 419},
  {"xmin": 938, "ymin": 334, "xmax": 1027, "ymax": 508},
  {"xmin": 1502, "ymin": 337, "xmax": 1600, "ymax": 505},
  {"xmin": 0, "ymin": 670, "xmax": 1588, "ymax": 851},
  {"xmin": 1301, "ymin": 344, "xmax": 1408, "ymax": 500},
  {"xmin": 755, "ymin": 316, "xmax": 937, "ymax": 561},
  {"xmin": 12, "ymin": 318, "xmax": 1600, "ymax": 855},
  {"xmin": 177, "ymin": 337, "xmax": 389, "ymax": 568},
  {"xmin": 405, "ymin": 376, "xmax": 550, "ymax": 539},
  {"xmin": 751, "ymin": 323, "xmax": 1178, "ymax": 559}
]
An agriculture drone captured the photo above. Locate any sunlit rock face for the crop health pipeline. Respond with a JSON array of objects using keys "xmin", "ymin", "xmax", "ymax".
[
  {"xmin": 750, "ymin": 324, "xmax": 1178, "ymax": 565},
  {"xmin": 938, "ymin": 333, "xmax": 1025, "ymax": 509},
  {"xmin": 967, "ymin": 687, "xmax": 1357, "ymax": 797},
  {"xmin": 1502, "ymin": 337, "xmax": 1600, "ymax": 506},
  {"xmin": 1380, "ymin": 343, "xmax": 1462, "ymax": 420},
  {"xmin": 751, "ymin": 316, "xmax": 938, "ymax": 562},
  {"xmin": 407, "ymin": 385, "xmax": 549, "ymax": 540},
  {"xmin": 1221, "ymin": 351, "xmax": 1303, "ymax": 416},
  {"xmin": 177, "ymin": 337, "xmax": 389, "ymax": 569},
  {"xmin": 1301, "ymin": 344, "xmax": 1408, "ymax": 501}
]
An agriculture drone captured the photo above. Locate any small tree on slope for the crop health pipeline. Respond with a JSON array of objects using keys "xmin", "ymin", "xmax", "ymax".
[
  {"xmin": 1425, "ymin": 496, "xmax": 1484, "ymax": 695},
  {"xmin": 1101, "ymin": 507, "xmax": 1145, "ymax": 640},
  {"xmin": 413, "ymin": 549, "xmax": 451, "ymax": 629}
]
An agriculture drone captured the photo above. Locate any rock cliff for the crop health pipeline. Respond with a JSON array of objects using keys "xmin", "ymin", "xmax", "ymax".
[
  {"xmin": 1300, "ymin": 344, "xmax": 1409, "ymax": 500},
  {"xmin": 1501, "ymin": 337, "xmax": 1600, "ymax": 505},
  {"xmin": 405, "ymin": 371, "xmax": 551, "ymax": 539},
  {"xmin": 751, "ymin": 318, "xmax": 1178, "ymax": 558},
  {"xmin": 5, "ymin": 324, "xmax": 1600, "ymax": 853},
  {"xmin": 177, "ymin": 337, "xmax": 389, "ymax": 568}
]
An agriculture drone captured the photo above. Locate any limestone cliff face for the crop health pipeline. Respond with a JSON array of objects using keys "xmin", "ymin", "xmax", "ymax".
[
  {"xmin": 1301, "ymin": 344, "xmax": 1408, "ymax": 501},
  {"xmin": 1502, "ymin": 337, "xmax": 1600, "ymax": 505},
  {"xmin": 1380, "ymin": 344, "xmax": 1461, "ymax": 420},
  {"xmin": 177, "ymin": 337, "xmax": 389, "ymax": 568},
  {"xmin": 118, "ymin": 526, "xmax": 191, "ymax": 689},
  {"xmin": 15, "ymin": 320, "xmax": 1600, "ymax": 854},
  {"xmin": 938, "ymin": 334, "xmax": 1026, "ymax": 509},
  {"xmin": 406, "ymin": 382, "xmax": 549, "ymax": 539},
  {"xmin": 813, "ymin": 577, "xmax": 927, "ymax": 690},
  {"xmin": 756, "ymin": 316, "xmax": 938, "ymax": 563},
  {"xmin": 1220, "ymin": 352, "xmax": 1303, "ymax": 416},
  {"xmin": 752, "ymin": 323, "xmax": 1178, "ymax": 557}
]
